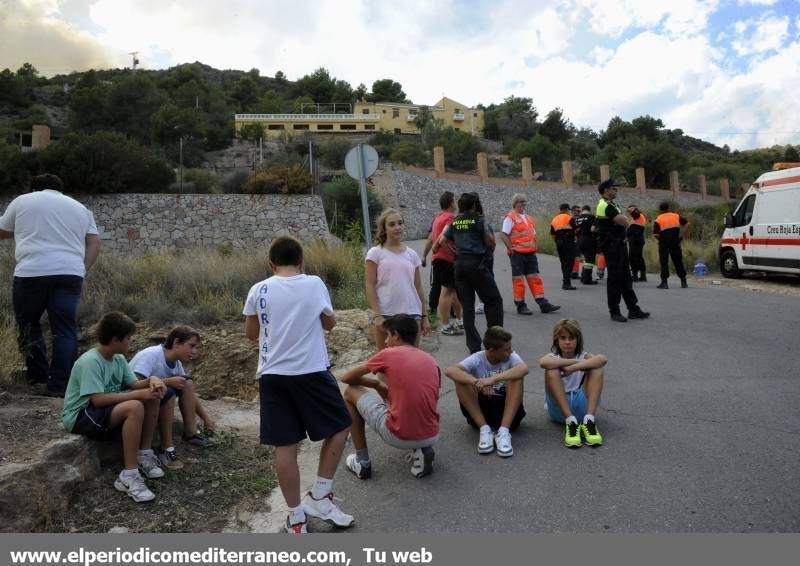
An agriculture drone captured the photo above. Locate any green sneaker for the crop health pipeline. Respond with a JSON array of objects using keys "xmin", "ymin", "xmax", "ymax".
[
  {"xmin": 564, "ymin": 420, "xmax": 581, "ymax": 448},
  {"xmin": 580, "ymin": 419, "xmax": 603, "ymax": 446}
]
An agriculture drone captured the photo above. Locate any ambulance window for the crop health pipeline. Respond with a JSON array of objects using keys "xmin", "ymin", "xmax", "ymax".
[{"xmin": 733, "ymin": 194, "xmax": 756, "ymax": 227}]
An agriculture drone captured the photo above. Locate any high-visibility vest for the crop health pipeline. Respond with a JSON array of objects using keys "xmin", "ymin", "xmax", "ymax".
[
  {"xmin": 550, "ymin": 213, "xmax": 574, "ymax": 239},
  {"xmin": 654, "ymin": 212, "xmax": 681, "ymax": 237},
  {"xmin": 505, "ymin": 212, "xmax": 537, "ymax": 253},
  {"xmin": 630, "ymin": 212, "xmax": 646, "ymax": 226}
]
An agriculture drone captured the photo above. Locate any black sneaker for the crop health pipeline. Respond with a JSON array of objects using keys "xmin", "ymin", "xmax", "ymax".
[
  {"xmin": 610, "ymin": 313, "xmax": 628, "ymax": 322},
  {"xmin": 539, "ymin": 301, "xmax": 561, "ymax": 314},
  {"xmin": 681, "ymin": 279, "xmax": 688, "ymax": 288},
  {"xmin": 628, "ymin": 309, "xmax": 650, "ymax": 319},
  {"xmin": 657, "ymin": 281, "xmax": 668, "ymax": 289},
  {"xmin": 516, "ymin": 302, "xmax": 534, "ymax": 315},
  {"xmin": 562, "ymin": 283, "xmax": 577, "ymax": 290}
]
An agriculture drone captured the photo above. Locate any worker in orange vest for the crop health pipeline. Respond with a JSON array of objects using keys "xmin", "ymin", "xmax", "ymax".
[
  {"xmin": 653, "ymin": 201, "xmax": 690, "ymax": 289},
  {"xmin": 626, "ymin": 205, "xmax": 647, "ymax": 282},
  {"xmin": 499, "ymin": 194, "xmax": 560, "ymax": 316},
  {"xmin": 550, "ymin": 203, "xmax": 578, "ymax": 290}
]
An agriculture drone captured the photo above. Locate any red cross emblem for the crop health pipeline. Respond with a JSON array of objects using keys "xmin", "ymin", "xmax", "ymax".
[{"xmin": 740, "ymin": 231, "xmax": 748, "ymax": 251}]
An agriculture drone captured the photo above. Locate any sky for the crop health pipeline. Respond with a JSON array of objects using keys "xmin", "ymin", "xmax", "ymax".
[{"xmin": 1, "ymin": 0, "xmax": 799, "ymax": 150}]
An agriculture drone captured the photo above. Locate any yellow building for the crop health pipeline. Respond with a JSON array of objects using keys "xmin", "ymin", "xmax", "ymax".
[{"xmin": 234, "ymin": 97, "xmax": 484, "ymax": 138}]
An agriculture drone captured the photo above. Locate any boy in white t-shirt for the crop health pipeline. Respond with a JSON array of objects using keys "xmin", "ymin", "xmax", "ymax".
[
  {"xmin": 539, "ymin": 318, "xmax": 607, "ymax": 448},
  {"xmin": 243, "ymin": 236, "xmax": 353, "ymax": 534},
  {"xmin": 445, "ymin": 326, "xmax": 528, "ymax": 458},
  {"xmin": 129, "ymin": 325, "xmax": 216, "ymax": 469}
]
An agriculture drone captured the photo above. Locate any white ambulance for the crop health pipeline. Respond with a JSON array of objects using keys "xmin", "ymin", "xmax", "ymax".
[{"xmin": 720, "ymin": 164, "xmax": 800, "ymax": 278}]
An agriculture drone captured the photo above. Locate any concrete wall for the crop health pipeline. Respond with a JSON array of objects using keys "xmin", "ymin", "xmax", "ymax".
[{"xmin": 0, "ymin": 193, "xmax": 331, "ymax": 254}]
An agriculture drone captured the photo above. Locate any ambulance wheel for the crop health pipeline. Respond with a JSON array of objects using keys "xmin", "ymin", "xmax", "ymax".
[{"xmin": 720, "ymin": 249, "xmax": 742, "ymax": 279}]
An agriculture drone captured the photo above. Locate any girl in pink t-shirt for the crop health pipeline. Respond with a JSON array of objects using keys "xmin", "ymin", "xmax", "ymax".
[{"xmin": 365, "ymin": 208, "xmax": 430, "ymax": 349}]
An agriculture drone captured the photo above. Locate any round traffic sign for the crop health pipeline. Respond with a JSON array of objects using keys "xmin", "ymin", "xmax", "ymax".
[{"xmin": 345, "ymin": 144, "xmax": 379, "ymax": 180}]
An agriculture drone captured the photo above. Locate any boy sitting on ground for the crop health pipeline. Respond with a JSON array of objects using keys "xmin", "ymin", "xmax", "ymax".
[
  {"xmin": 61, "ymin": 312, "xmax": 166, "ymax": 503},
  {"xmin": 341, "ymin": 315, "xmax": 440, "ymax": 479},
  {"xmin": 129, "ymin": 325, "xmax": 216, "ymax": 469},
  {"xmin": 445, "ymin": 326, "xmax": 528, "ymax": 457},
  {"xmin": 539, "ymin": 318, "xmax": 607, "ymax": 448}
]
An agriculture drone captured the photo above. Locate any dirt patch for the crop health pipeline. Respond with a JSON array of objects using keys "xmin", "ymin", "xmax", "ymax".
[
  {"xmin": 688, "ymin": 272, "xmax": 800, "ymax": 296},
  {"xmin": 60, "ymin": 430, "xmax": 276, "ymax": 533},
  {"xmin": 0, "ymin": 391, "xmax": 64, "ymax": 465}
]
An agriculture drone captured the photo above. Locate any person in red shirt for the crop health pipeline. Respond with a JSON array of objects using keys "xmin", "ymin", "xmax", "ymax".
[{"xmin": 341, "ymin": 315, "xmax": 441, "ymax": 479}]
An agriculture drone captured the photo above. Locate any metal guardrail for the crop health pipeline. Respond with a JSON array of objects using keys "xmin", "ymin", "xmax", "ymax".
[{"xmin": 235, "ymin": 113, "xmax": 382, "ymax": 121}]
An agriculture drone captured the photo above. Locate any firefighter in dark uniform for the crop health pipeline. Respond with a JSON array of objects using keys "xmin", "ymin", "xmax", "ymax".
[
  {"xmin": 653, "ymin": 201, "xmax": 690, "ymax": 289},
  {"xmin": 550, "ymin": 203, "xmax": 578, "ymax": 290},
  {"xmin": 596, "ymin": 180, "xmax": 650, "ymax": 323},
  {"xmin": 436, "ymin": 192, "xmax": 504, "ymax": 353},
  {"xmin": 626, "ymin": 205, "xmax": 647, "ymax": 282},
  {"xmin": 574, "ymin": 205, "xmax": 599, "ymax": 285}
]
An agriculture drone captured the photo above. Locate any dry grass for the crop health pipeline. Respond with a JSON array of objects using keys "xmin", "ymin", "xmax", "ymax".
[{"xmin": 0, "ymin": 239, "xmax": 368, "ymax": 381}]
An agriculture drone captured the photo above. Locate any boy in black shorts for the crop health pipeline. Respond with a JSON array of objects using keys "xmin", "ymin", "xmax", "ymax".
[
  {"xmin": 445, "ymin": 327, "xmax": 528, "ymax": 458},
  {"xmin": 244, "ymin": 236, "xmax": 353, "ymax": 534},
  {"xmin": 61, "ymin": 312, "xmax": 167, "ymax": 503}
]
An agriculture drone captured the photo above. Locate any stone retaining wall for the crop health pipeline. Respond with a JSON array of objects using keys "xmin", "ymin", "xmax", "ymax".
[
  {"xmin": 389, "ymin": 169, "xmax": 726, "ymax": 239},
  {"xmin": 0, "ymin": 194, "xmax": 331, "ymax": 254}
]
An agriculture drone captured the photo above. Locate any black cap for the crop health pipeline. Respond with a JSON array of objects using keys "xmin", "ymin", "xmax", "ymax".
[{"xmin": 598, "ymin": 179, "xmax": 616, "ymax": 194}]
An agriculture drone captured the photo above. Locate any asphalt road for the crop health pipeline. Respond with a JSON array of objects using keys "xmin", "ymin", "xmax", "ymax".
[{"xmin": 327, "ymin": 240, "xmax": 799, "ymax": 533}]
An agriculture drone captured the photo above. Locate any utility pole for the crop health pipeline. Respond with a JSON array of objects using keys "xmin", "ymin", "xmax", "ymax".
[
  {"xmin": 129, "ymin": 52, "xmax": 140, "ymax": 74},
  {"xmin": 179, "ymin": 136, "xmax": 183, "ymax": 194}
]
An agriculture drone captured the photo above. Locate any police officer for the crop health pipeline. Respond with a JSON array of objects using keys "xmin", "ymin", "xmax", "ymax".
[
  {"xmin": 437, "ymin": 192, "xmax": 504, "ymax": 353},
  {"xmin": 626, "ymin": 205, "xmax": 647, "ymax": 282},
  {"xmin": 596, "ymin": 180, "xmax": 650, "ymax": 323},
  {"xmin": 574, "ymin": 205, "xmax": 599, "ymax": 285},
  {"xmin": 550, "ymin": 203, "xmax": 578, "ymax": 290},
  {"xmin": 653, "ymin": 201, "xmax": 690, "ymax": 289}
]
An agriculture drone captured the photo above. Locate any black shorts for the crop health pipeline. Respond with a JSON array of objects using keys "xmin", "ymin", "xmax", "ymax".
[
  {"xmin": 459, "ymin": 395, "xmax": 526, "ymax": 431},
  {"xmin": 71, "ymin": 404, "xmax": 121, "ymax": 440},
  {"xmin": 431, "ymin": 259, "xmax": 455, "ymax": 288},
  {"xmin": 160, "ymin": 375, "xmax": 193, "ymax": 405},
  {"xmin": 259, "ymin": 370, "xmax": 352, "ymax": 446}
]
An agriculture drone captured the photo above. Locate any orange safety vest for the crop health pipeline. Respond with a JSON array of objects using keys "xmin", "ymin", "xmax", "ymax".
[
  {"xmin": 550, "ymin": 213, "xmax": 574, "ymax": 235},
  {"xmin": 654, "ymin": 212, "xmax": 681, "ymax": 236},
  {"xmin": 505, "ymin": 212, "xmax": 537, "ymax": 253},
  {"xmin": 630, "ymin": 212, "xmax": 647, "ymax": 226}
]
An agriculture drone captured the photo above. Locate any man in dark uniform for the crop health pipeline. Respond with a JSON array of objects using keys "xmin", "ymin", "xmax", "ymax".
[
  {"xmin": 653, "ymin": 201, "xmax": 690, "ymax": 289},
  {"xmin": 626, "ymin": 205, "xmax": 647, "ymax": 282},
  {"xmin": 550, "ymin": 203, "xmax": 578, "ymax": 290},
  {"xmin": 596, "ymin": 180, "xmax": 650, "ymax": 323},
  {"xmin": 574, "ymin": 205, "xmax": 599, "ymax": 285},
  {"xmin": 437, "ymin": 193, "xmax": 504, "ymax": 353}
]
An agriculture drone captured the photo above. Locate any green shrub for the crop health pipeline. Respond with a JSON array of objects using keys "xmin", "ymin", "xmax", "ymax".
[
  {"xmin": 369, "ymin": 130, "xmax": 400, "ymax": 157},
  {"xmin": 320, "ymin": 176, "xmax": 382, "ymax": 240},
  {"xmin": 182, "ymin": 168, "xmax": 220, "ymax": 194},
  {"xmin": 390, "ymin": 140, "xmax": 427, "ymax": 166},
  {"xmin": 242, "ymin": 164, "xmax": 313, "ymax": 194},
  {"xmin": 318, "ymin": 139, "xmax": 352, "ymax": 169},
  {"xmin": 221, "ymin": 170, "xmax": 250, "ymax": 193}
]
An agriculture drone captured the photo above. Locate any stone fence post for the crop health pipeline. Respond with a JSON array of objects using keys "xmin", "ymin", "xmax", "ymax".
[
  {"xmin": 669, "ymin": 171, "xmax": 680, "ymax": 196},
  {"xmin": 698, "ymin": 175, "xmax": 707, "ymax": 199},
  {"xmin": 635, "ymin": 167, "xmax": 646, "ymax": 193},
  {"xmin": 720, "ymin": 178, "xmax": 730, "ymax": 200},
  {"xmin": 562, "ymin": 161, "xmax": 573, "ymax": 187},
  {"xmin": 600, "ymin": 164, "xmax": 610, "ymax": 183},
  {"xmin": 477, "ymin": 152, "xmax": 488, "ymax": 182},
  {"xmin": 521, "ymin": 157, "xmax": 533, "ymax": 185},
  {"xmin": 433, "ymin": 146, "xmax": 445, "ymax": 177}
]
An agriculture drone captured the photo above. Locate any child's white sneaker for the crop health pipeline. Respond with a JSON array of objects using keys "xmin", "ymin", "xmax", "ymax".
[
  {"xmin": 114, "ymin": 471, "xmax": 155, "ymax": 503},
  {"xmin": 301, "ymin": 492, "xmax": 354, "ymax": 528},
  {"xmin": 138, "ymin": 452, "xmax": 165, "ymax": 479},
  {"xmin": 477, "ymin": 428, "xmax": 494, "ymax": 454}
]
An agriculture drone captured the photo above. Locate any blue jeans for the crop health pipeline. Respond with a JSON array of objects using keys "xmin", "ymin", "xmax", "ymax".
[{"xmin": 12, "ymin": 275, "xmax": 83, "ymax": 393}]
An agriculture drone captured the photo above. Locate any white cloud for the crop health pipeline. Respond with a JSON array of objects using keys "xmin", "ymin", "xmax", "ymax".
[
  {"xmin": 732, "ymin": 14, "xmax": 790, "ymax": 55},
  {"xmin": 569, "ymin": 0, "xmax": 719, "ymax": 37},
  {"xmin": 737, "ymin": 0, "xmax": 779, "ymax": 5}
]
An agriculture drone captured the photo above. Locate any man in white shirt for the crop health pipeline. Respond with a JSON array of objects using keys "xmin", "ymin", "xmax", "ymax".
[{"xmin": 0, "ymin": 174, "xmax": 101, "ymax": 395}]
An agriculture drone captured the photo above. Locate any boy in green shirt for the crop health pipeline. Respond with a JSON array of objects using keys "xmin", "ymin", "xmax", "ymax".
[{"xmin": 62, "ymin": 312, "xmax": 167, "ymax": 503}]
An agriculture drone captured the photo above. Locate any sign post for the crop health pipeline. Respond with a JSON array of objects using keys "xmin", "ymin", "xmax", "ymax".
[{"xmin": 345, "ymin": 143, "xmax": 379, "ymax": 248}]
